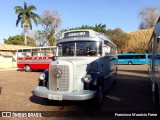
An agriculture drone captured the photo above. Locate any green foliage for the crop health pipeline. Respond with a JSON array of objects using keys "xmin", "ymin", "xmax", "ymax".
[
  {"xmin": 14, "ymin": 2, "xmax": 41, "ymax": 30},
  {"xmin": 66, "ymin": 23, "xmax": 107, "ymax": 34},
  {"xmin": 106, "ymin": 28, "xmax": 130, "ymax": 53},
  {"xmin": 4, "ymin": 35, "xmax": 36, "ymax": 46}
]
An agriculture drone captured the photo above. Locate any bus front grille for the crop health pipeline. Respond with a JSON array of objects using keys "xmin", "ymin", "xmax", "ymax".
[{"xmin": 49, "ymin": 65, "xmax": 70, "ymax": 92}]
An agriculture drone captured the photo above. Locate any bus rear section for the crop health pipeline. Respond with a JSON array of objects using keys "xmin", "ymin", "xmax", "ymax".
[
  {"xmin": 118, "ymin": 53, "xmax": 148, "ymax": 65},
  {"xmin": 17, "ymin": 46, "xmax": 56, "ymax": 72}
]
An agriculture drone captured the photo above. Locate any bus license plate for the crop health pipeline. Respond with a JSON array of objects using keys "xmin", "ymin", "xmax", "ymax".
[{"xmin": 48, "ymin": 94, "xmax": 62, "ymax": 101}]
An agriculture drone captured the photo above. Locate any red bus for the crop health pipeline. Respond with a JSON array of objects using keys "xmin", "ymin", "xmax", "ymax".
[{"xmin": 17, "ymin": 46, "xmax": 56, "ymax": 72}]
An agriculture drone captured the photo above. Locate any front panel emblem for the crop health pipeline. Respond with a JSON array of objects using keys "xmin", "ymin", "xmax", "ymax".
[{"xmin": 53, "ymin": 68, "xmax": 62, "ymax": 79}]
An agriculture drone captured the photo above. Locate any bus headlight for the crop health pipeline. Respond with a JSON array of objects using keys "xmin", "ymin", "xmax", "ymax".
[
  {"xmin": 83, "ymin": 75, "xmax": 92, "ymax": 83},
  {"xmin": 39, "ymin": 73, "xmax": 46, "ymax": 81}
]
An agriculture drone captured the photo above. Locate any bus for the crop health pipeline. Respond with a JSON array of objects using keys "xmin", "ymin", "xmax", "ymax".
[
  {"xmin": 118, "ymin": 53, "xmax": 149, "ymax": 65},
  {"xmin": 148, "ymin": 17, "xmax": 160, "ymax": 106},
  {"xmin": 33, "ymin": 29, "xmax": 118, "ymax": 108},
  {"xmin": 17, "ymin": 46, "xmax": 56, "ymax": 72}
]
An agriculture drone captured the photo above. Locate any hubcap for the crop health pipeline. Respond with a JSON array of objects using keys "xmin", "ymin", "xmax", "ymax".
[{"xmin": 25, "ymin": 66, "xmax": 30, "ymax": 71}]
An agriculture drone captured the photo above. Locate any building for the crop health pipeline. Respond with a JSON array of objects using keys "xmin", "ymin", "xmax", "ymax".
[{"xmin": 0, "ymin": 44, "xmax": 30, "ymax": 68}]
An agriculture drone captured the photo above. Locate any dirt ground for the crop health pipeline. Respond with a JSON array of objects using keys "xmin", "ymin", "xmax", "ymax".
[{"xmin": 0, "ymin": 65, "xmax": 159, "ymax": 119}]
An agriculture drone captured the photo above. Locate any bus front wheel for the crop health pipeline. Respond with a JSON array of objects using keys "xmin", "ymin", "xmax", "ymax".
[
  {"xmin": 128, "ymin": 61, "xmax": 132, "ymax": 65},
  {"xmin": 24, "ymin": 65, "xmax": 31, "ymax": 72},
  {"xmin": 89, "ymin": 77, "xmax": 104, "ymax": 109}
]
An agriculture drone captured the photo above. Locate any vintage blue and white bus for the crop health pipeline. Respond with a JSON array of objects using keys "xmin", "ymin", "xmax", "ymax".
[
  {"xmin": 33, "ymin": 29, "xmax": 118, "ymax": 108},
  {"xmin": 148, "ymin": 17, "xmax": 160, "ymax": 106},
  {"xmin": 118, "ymin": 53, "xmax": 149, "ymax": 65}
]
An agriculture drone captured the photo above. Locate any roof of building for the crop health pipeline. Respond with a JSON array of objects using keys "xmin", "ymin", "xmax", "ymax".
[
  {"xmin": 0, "ymin": 44, "xmax": 32, "ymax": 57},
  {"xmin": 0, "ymin": 44, "xmax": 30, "ymax": 50}
]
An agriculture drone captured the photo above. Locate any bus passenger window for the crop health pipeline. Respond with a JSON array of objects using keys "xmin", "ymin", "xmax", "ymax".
[
  {"xmin": 41, "ymin": 48, "xmax": 50, "ymax": 57},
  {"xmin": 104, "ymin": 46, "xmax": 111, "ymax": 55},
  {"xmin": 17, "ymin": 50, "xmax": 23, "ymax": 58},
  {"xmin": 32, "ymin": 49, "xmax": 40, "ymax": 57},
  {"xmin": 51, "ymin": 47, "xmax": 56, "ymax": 56},
  {"xmin": 23, "ymin": 49, "xmax": 31, "ymax": 57}
]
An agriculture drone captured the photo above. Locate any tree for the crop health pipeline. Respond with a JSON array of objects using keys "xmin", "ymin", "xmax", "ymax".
[
  {"xmin": 139, "ymin": 21, "xmax": 147, "ymax": 29},
  {"xmin": 66, "ymin": 24, "xmax": 107, "ymax": 34},
  {"xmin": 38, "ymin": 10, "xmax": 62, "ymax": 46},
  {"xmin": 4, "ymin": 35, "xmax": 36, "ymax": 46},
  {"xmin": 14, "ymin": 2, "xmax": 41, "ymax": 45},
  {"xmin": 94, "ymin": 24, "xmax": 107, "ymax": 34},
  {"xmin": 138, "ymin": 6, "xmax": 160, "ymax": 29},
  {"xmin": 106, "ymin": 28, "xmax": 130, "ymax": 53},
  {"xmin": 34, "ymin": 30, "xmax": 48, "ymax": 46}
]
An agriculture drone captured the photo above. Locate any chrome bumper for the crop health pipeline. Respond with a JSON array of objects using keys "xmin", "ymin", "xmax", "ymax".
[{"xmin": 33, "ymin": 86, "xmax": 97, "ymax": 101}]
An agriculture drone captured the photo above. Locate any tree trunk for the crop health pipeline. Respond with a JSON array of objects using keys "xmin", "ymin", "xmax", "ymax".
[
  {"xmin": 24, "ymin": 32, "xmax": 27, "ymax": 46},
  {"xmin": 24, "ymin": 21, "xmax": 28, "ymax": 46}
]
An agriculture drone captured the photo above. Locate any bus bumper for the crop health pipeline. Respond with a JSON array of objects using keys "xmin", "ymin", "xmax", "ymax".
[{"xmin": 33, "ymin": 86, "xmax": 97, "ymax": 101}]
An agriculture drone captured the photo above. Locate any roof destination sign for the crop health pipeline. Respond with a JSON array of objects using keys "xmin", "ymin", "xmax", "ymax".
[{"xmin": 64, "ymin": 31, "xmax": 89, "ymax": 38}]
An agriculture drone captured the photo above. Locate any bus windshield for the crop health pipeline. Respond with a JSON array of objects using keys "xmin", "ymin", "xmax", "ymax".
[{"xmin": 58, "ymin": 41, "xmax": 102, "ymax": 56}]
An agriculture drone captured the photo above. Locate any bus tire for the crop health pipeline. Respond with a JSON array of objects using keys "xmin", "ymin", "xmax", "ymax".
[
  {"xmin": 24, "ymin": 65, "xmax": 31, "ymax": 72},
  {"xmin": 90, "ymin": 78, "xmax": 104, "ymax": 109},
  {"xmin": 113, "ymin": 67, "xmax": 118, "ymax": 84},
  {"xmin": 113, "ymin": 78, "xmax": 116, "ymax": 85},
  {"xmin": 128, "ymin": 61, "xmax": 132, "ymax": 65},
  {"xmin": 153, "ymin": 82, "xmax": 159, "ymax": 106}
]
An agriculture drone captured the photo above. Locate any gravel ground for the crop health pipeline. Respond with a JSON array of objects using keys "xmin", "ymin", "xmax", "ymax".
[{"xmin": 0, "ymin": 65, "xmax": 159, "ymax": 120}]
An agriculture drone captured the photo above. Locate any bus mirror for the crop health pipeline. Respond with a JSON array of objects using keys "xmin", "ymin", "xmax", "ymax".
[{"xmin": 52, "ymin": 56, "xmax": 56, "ymax": 61}]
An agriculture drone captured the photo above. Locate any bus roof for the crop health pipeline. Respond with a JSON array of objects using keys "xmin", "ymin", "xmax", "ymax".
[
  {"xmin": 17, "ymin": 46, "xmax": 56, "ymax": 50},
  {"xmin": 59, "ymin": 29, "xmax": 108, "ymax": 40},
  {"xmin": 57, "ymin": 29, "xmax": 116, "ymax": 47},
  {"xmin": 118, "ymin": 53, "xmax": 147, "ymax": 55}
]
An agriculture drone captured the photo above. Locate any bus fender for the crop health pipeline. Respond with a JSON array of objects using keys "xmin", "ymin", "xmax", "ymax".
[
  {"xmin": 38, "ymin": 70, "xmax": 49, "ymax": 87},
  {"xmin": 84, "ymin": 72, "xmax": 103, "ymax": 90}
]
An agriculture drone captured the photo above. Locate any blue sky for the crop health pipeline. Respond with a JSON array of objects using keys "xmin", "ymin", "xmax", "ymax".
[{"xmin": 0, "ymin": 0, "xmax": 159, "ymax": 44}]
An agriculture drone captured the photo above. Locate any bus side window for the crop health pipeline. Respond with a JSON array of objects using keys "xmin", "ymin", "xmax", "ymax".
[
  {"xmin": 23, "ymin": 49, "xmax": 31, "ymax": 57},
  {"xmin": 126, "ymin": 55, "xmax": 133, "ymax": 59},
  {"xmin": 32, "ymin": 49, "xmax": 40, "ymax": 57},
  {"xmin": 17, "ymin": 50, "xmax": 23, "ymax": 58},
  {"xmin": 104, "ymin": 40, "xmax": 117, "ymax": 56},
  {"xmin": 140, "ymin": 55, "xmax": 145, "ymax": 59},
  {"xmin": 118, "ymin": 55, "xmax": 126, "ymax": 59},
  {"xmin": 41, "ymin": 48, "xmax": 54, "ymax": 57},
  {"xmin": 104, "ymin": 46, "xmax": 111, "ymax": 55},
  {"xmin": 52, "ymin": 47, "xmax": 56, "ymax": 56},
  {"xmin": 134, "ymin": 55, "xmax": 140, "ymax": 59}
]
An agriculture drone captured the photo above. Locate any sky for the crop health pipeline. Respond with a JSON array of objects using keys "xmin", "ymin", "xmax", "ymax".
[{"xmin": 0, "ymin": 0, "xmax": 159, "ymax": 44}]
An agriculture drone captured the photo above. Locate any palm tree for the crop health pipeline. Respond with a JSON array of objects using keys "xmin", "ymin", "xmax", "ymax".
[{"xmin": 14, "ymin": 2, "xmax": 41, "ymax": 45}]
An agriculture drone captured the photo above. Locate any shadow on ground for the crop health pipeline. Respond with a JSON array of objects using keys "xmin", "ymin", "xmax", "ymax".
[{"xmin": 29, "ymin": 69, "xmax": 159, "ymax": 111}]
